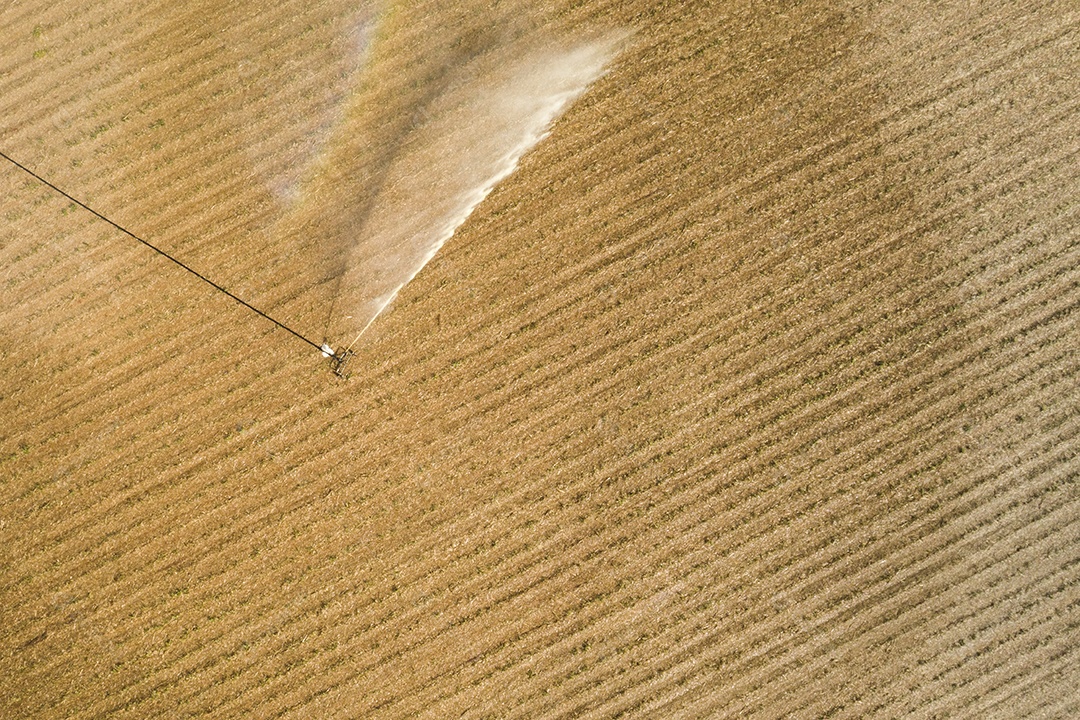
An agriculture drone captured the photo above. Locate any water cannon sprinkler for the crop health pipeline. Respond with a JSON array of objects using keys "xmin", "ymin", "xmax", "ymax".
[{"xmin": 322, "ymin": 342, "xmax": 355, "ymax": 378}]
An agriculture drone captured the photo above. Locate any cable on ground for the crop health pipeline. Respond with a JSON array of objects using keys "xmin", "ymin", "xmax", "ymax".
[{"xmin": 0, "ymin": 149, "xmax": 344, "ymax": 364}]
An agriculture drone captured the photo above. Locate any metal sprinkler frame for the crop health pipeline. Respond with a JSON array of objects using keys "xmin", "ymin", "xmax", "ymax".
[{"xmin": 327, "ymin": 347, "xmax": 355, "ymax": 378}]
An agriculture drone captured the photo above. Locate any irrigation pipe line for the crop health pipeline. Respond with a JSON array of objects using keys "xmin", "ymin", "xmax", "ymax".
[{"xmin": 0, "ymin": 149, "xmax": 354, "ymax": 371}]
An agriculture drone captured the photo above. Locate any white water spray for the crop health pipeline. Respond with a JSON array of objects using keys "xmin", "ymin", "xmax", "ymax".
[{"xmin": 330, "ymin": 37, "xmax": 622, "ymax": 350}]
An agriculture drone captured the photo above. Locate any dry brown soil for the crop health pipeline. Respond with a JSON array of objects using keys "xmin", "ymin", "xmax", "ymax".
[{"xmin": 2, "ymin": 0, "xmax": 1079, "ymax": 717}]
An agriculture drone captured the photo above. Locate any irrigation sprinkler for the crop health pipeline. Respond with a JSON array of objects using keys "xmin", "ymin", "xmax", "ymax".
[{"xmin": 322, "ymin": 343, "xmax": 356, "ymax": 378}]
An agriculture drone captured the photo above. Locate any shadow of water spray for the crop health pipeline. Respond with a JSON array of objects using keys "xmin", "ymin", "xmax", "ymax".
[{"xmin": 329, "ymin": 36, "xmax": 623, "ymax": 351}]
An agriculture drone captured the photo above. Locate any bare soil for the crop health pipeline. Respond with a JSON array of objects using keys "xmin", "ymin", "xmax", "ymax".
[{"xmin": 2, "ymin": 0, "xmax": 1078, "ymax": 717}]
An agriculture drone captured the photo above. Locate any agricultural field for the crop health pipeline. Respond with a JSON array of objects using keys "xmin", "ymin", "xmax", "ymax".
[{"xmin": 1, "ymin": 0, "xmax": 1078, "ymax": 717}]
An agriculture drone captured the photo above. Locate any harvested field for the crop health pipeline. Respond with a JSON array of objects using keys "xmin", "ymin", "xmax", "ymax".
[{"xmin": 2, "ymin": 0, "xmax": 1079, "ymax": 717}]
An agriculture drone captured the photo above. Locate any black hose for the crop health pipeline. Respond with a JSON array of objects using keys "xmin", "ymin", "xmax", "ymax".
[{"xmin": 0, "ymin": 149, "xmax": 324, "ymax": 354}]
